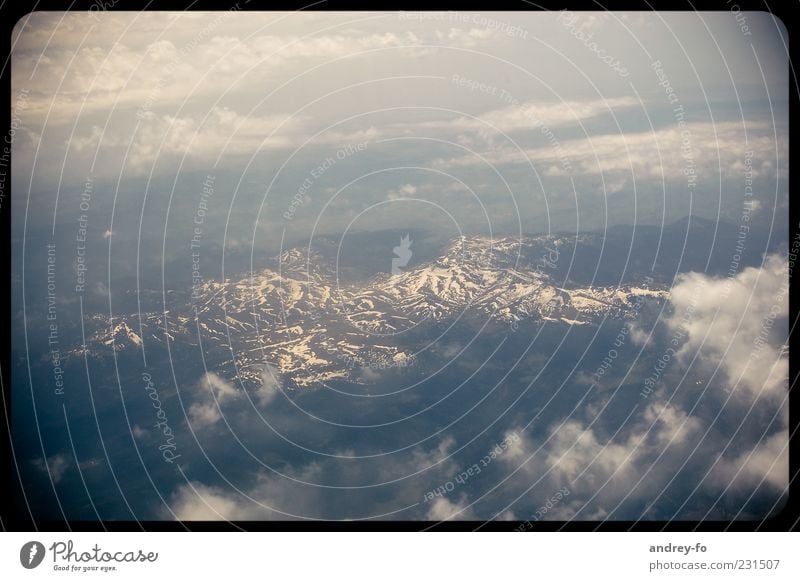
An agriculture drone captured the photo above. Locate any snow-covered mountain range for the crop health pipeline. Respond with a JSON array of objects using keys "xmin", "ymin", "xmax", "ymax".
[{"xmin": 80, "ymin": 235, "xmax": 667, "ymax": 389}]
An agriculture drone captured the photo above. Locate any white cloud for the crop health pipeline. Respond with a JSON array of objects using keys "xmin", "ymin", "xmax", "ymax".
[
  {"xmin": 171, "ymin": 482, "xmax": 260, "ymax": 521},
  {"xmin": 710, "ymin": 431, "xmax": 788, "ymax": 494},
  {"xmin": 434, "ymin": 120, "xmax": 786, "ymax": 185},
  {"xmin": 64, "ymin": 105, "xmax": 384, "ymax": 174},
  {"xmin": 69, "ymin": 108, "xmax": 302, "ymax": 172},
  {"xmin": 202, "ymin": 371, "xmax": 239, "ymax": 401},
  {"xmin": 489, "ymin": 257, "xmax": 789, "ymax": 519},
  {"xmin": 541, "ymin": 418, "xmax": 644, "ymax": 488},
  {"xmin": 170, "ymin": 463, "xmax": 324, "ymax": 520},
  {"xmin": 13, "ymin": 13, "xmax": 495, "ymax": 126},
  {"xmin": 477, "ymin": 96, "xmax": 640, "ymax": 133},
  {"xmin": 187, "ymin": 402, "xmax": 223, "ymax": 429},
  {"xmin": 32, "ymin": 453, "xmax": 71, "ymax": 484},
  {"xmin": 666, "ymin": 253, "xmax": 788, "ymax": 403},
  {"xmin": 188, "ymin": 372, "xmax": 240, "ymax": 428},
  {"xmin": 359, "ymin": 367, "xmax": 383, "ymax": 382},
  {"xmin": 627, "ymin": 321, "xmax": 652, "ymax": 347},
  {"xmin": 500, "ymin": 403, "xmax": 702, "ymax": 515},
  {"xmin": 436, "ymin": 343, "xmax": 462, "ymax": 358},
  {"xmin": 426, "ymin": 495, "xmax": 474, "ymax": 520},
  {"xmin": 256, "ymin": 365, "xmax": 282, "ymax": 407},
  {"xmin": 439, "ymin": 27, "xmax": 495, "ymax": 47},
  {"xmin": 165, "ymin": 433, "xmax": 463, "ymax": 520},
  {"xmin": 409, "ymin": 435, "xmax": 457, "ymax": 474},
  {"xmin": 387, "ymin": 183, "xmax": 418, "ymax": 200},
  {"xmin": 499, "ymin": 254, "xmax": 790, "ymax": 519}
]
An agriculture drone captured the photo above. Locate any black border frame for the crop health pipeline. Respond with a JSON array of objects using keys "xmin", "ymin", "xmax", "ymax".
[{"xmin": 1, "ymin": 0, "xmax": 797, "ymax": 532}]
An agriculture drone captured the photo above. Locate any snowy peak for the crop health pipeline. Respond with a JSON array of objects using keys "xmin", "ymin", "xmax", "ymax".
[{"xmin": 78, "ymin": 234, "xmax": 667, "ymax": 389}]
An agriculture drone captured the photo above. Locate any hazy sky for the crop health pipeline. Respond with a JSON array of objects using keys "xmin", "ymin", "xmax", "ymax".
[{"xmin": 12, "ymin": 11, "xmax": 789, "ymax": 247}]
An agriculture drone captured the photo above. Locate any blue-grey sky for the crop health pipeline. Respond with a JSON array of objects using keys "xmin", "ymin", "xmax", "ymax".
[{"xmin": 11, "ymin": 11, "xmax": 788, "ymax": 247}]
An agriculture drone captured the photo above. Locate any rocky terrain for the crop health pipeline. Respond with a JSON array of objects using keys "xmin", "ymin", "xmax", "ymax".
[{"xmin": 78, "ymin": 235, "xmax": 668, "ymax": 389}]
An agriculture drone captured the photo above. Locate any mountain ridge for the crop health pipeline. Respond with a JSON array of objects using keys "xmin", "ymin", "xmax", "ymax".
[{"xmin": 75, "ymin": 234, "xmax": 667, "ymax": 391}]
